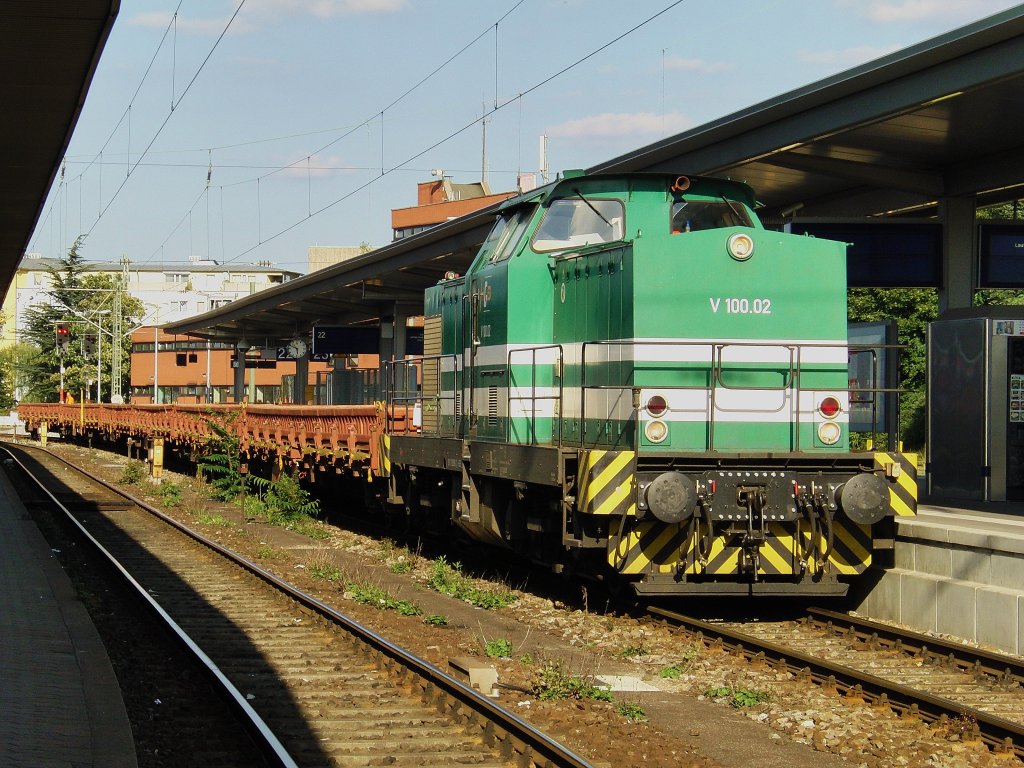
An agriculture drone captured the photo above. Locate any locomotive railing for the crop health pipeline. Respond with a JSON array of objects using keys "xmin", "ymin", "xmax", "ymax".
[
  {"xmin": 578, "ymin": 339, "xmax": 903, "ymax": 452},
  {"xmin": 385, "ymin": 354, "xmax": 461, "ymax": 437},
  {"xmin": 506, "ymin": 344, "xmax": 564, "ymax": 446}
]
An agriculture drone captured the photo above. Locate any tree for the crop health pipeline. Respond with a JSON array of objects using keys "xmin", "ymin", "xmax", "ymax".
[
  {"xmin": 848, "ymin": 288, "xmax": 937, "ymax": 449},
  {"xmin": 0, "ymin": 343, "xmax": 42, "ymax": 408},
  {"xmin": 21, "ymin": 237, "xmax": 143, "ymax": 402}
]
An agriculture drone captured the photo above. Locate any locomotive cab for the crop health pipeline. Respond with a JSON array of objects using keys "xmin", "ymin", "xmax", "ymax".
[{"xmin": 388, "ymin": 171, "xmax": 917, "ymax": 598}]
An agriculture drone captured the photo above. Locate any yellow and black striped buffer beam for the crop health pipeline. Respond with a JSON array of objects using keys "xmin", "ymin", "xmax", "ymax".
[
  {"xmin": 608, "ymin": 518, "xmax": 685, "ymax": 574},
  {"xmin": 874, "ymin": 452, "xmax": 918, "ymax": 517},
  {"xmin": 378, "ymin": 433, "xmax": 391, "ymax": 478},
  {"xmin": 679, "ymin": 520, "xmax": 872, "ymax": 573},
  {"xmin": 578, "ymin": 449, "xmax": 636, "ymax": 517}
]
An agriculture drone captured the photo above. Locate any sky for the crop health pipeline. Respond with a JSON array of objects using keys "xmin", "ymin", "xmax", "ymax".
[{"xmin": 27, "ymin": 0, "xmax": 1024, "ymax": 274}]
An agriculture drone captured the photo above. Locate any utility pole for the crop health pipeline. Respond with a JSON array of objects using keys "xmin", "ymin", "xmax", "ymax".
[{"xmin": 111, "ymin": 257, "xmax": 127, "ymax": 403}]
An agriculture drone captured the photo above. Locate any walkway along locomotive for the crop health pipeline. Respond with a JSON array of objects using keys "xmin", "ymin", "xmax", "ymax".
[
  {"xmin": 18, "ymin": 171, "xmax": 917, "ymax": 598},
  {"xmin": 383, "ymin": 170, "xmax": 917, "ymax": 596}
]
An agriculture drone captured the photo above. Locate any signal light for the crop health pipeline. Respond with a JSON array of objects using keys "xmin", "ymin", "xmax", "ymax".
[{"xmin": 55, "ymin": 323, "xmax": 70, "ymax": 354}]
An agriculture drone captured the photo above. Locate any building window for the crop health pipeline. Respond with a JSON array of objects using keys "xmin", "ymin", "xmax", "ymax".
[
  {"xmin": 165, "ymin": 272, "xmax": 188, "ymax": 283},
  {"xmin": 210, "ymin": 299, "xmax": 232, "ymax": 309}
]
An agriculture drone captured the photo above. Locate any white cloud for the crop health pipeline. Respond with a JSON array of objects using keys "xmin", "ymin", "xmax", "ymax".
[
  {"xmin": 246, "ymin": 0, "xmax": 407, "ymax": 18},
  {"xmin": 128, "ymin": 12, "xmax": 238, "ymax": 35},
  {"xmin": 282, "ymin": 154, "xmax": 357, "ymax": 178},
  {"xmin": 663, "ymin": 56, "xmax": 734, "ymax": 75},
  {"xmin": 547, "ymin": 111, "xmax": 691, "ymax": 139},
  {"xmin": 797, "ymin": 44, "xmax": 901, "ymax": 66},
  {"xmin": 128, "ymin": 0, "xmax": 405, "ymax": 34},
  {"xmin": 837, "ymin": 0, "xmax": 1014, "ymax": 23}
]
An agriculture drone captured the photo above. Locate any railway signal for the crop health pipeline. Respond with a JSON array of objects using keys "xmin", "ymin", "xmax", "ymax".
[{"xmin": 55, "ymin": 322, "xmax": 70, "ymax": 354}]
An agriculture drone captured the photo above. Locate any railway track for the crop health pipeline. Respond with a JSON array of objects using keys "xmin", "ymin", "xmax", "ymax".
[
  {"xmin": 649, "ymin": 605, "xmax": 1024, "ymax": 757},
  {"xmin": 4, "ymin": 443, "xmax": 590, "ymax": 768}
]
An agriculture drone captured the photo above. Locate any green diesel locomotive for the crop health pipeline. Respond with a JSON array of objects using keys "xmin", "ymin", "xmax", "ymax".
[{"xmin": 385, "ymin": 170, "xmax": 916, "ymax": 597}]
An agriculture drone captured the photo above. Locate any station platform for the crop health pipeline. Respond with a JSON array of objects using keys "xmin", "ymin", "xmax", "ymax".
[
  {"xmin": 857, "ymin": 493, "xmax": 1024, "ymax": 656},
  {"xmin": 0, "ymin": 469, "xmax": 137, "ymax": 767}
]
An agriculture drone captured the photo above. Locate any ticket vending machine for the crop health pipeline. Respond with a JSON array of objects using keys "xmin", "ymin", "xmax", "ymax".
[{"xmin": 928, "ymin": 308, "xmax": 1024, "ymax": 501}]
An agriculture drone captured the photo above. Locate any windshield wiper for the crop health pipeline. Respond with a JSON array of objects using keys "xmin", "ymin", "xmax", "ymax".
[
  {"xmin": 721, "ymin": 195, "xmax": 745, "ymax": 223},
  {"xmin": 573, "ymin": 188, "xmax": 613, "ymax": 228}
]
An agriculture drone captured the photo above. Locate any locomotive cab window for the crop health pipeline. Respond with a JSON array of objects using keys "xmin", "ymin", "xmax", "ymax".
[
  {"xmin": 531, "ymin": 197, "xmax": 624, "ymax": 252},
  {"xmin": 486, "ymin": 206, "xmax": 535, "ymax": 264},
  {"xmin": 671, "ymin": 198, "xmax": 753, "ymax": 233}
]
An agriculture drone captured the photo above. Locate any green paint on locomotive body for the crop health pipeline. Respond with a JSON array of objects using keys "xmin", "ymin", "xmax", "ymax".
[{"xmin": 425, "ymin": 171, "xmax": 849, "ymax": 453}]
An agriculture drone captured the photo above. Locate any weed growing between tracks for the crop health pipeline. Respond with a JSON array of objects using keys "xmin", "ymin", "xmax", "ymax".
[{"xmin": 427, "ymin": 555, "xmax": 518, "ymax": 609}]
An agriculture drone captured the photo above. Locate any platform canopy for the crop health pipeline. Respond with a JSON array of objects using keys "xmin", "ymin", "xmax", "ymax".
[
  {"xmin": 166, "ymin": 6, "xmax": 1024, "ymax": 343},
  {"xmin": 1, "ymin": 2, "xmax": 119, "ymax": 296}
]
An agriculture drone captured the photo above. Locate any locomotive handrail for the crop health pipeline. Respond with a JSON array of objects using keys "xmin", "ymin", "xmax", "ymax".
[
  {"xmin": 384, "ymin": 354, "xmax": 461, "ymax": 438},
  {"xmin": 506, "ymin": 344, "xmax": 564, "ymax": 447},
  {"xmin": 579, "ymin": 339, "xmax": 904, "ymax": 451}
]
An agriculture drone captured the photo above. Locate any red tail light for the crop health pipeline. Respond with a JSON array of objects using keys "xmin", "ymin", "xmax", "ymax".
[
  {"xmin": 818, "ymin": 396, "xmax": 841, "ymax": 419},
  {"xmin": 646, "ymin": 395, "xmax": 668, "ymax": 417}
]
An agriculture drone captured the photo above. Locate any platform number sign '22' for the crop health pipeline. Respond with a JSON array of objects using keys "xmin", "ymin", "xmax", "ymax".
[{"xmin": 709, "ymin": 297, "xmax": 772, "ymax": 315}]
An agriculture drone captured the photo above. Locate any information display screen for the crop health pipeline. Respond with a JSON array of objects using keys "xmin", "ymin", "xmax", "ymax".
[
  {"xmin": 787, "ymin": 221, "xmax": 942, "ymax": 287},
  {"xmin": 979, "ymin": 224, "xmax": 1024, "ymax": 288}
]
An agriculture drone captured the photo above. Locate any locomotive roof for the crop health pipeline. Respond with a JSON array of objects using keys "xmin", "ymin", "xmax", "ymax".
[{"xmin": 499, "ymin": 172, "xmax": 758, "ymax": 211}]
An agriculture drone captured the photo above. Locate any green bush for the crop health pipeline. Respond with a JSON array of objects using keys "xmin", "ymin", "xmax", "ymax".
[
  {"xmin": 120, "ymin": 461, "xmax": 144, "ymax": 485},
  {"xmin": 617, "ymin": 702, "xmax": 647, "ymax": 722},
  {"xmin": 263, "ymin": 471, "xmax": 320, "ymax": 523},
  {"xmin": 531, "ymin": 660, "xmax": 612, "ymax": 702},
  {"xmin": 157, "ymin": 481, "xmax": 182, "ymax": 507},
  {"xmin": 705, "ymin": 685, "xmax": 769, "ymax": 708},
  {"xmin": 426, "ymin": 556, "xmax": 517, "ymax": 609},
  {"xmin": 484, "ymin": 638, "xmax": 512, "ymax": 658},
  {"xmin": 347, "ymin": 581, "xmax": 421, "ymax": 616}
]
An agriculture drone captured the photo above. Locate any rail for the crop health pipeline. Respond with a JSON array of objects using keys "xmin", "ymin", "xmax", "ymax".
[
  {"xmin": 650, "ymin": 605, "xmax": 1024, "ymax": 758},
  {"xmin": 9, "ymin": 443, "xmax": 593, "ymax": 768},
  {"xmin": 3, "ymin": 444, "xmax": 298, "ymax": 767}
]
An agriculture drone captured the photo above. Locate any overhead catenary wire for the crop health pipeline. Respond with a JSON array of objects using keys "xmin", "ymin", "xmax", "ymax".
[
  {"xmin": 130, "ymin": 0, "xmax": 531, "ymax": 267},
  {"xmin": 88, "ymin": 1, "xmax": 247, "ymax": 238},
  {"xmin": 216, "ymin": 0, "xmax": 687, "ymax": 265},
  {"xmin": 28, "ymin": 1, "xmax": 185, "ymax": 254}
]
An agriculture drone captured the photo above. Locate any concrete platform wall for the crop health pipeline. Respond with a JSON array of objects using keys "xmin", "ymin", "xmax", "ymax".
[{"xmin": 856, "ymin": 507, "xmax": 1024, "ymax": 655}]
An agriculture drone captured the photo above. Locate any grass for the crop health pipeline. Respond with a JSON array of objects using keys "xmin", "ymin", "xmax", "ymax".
[
  {"xmin": 426, "ymin": 556, "xmax": 517, "ymax": 609},
  {"xmin": 616, "ymin": 701, "xmax": 647, "ymax": 722},
  {"xmin": 484, "ymin": 638, "xmax": 512, "ymax": 658},
  {"xmin": 531, "ymin": 660, "xmax": 612, "ymax": 702},
  {"xmin": 658, "ymin": 644, "xmax": 703, "ymax": 678},
  {"xmin": 346, "ymin": 580, "xmax": 422, "ymax": 616},
  {"xmin": 157, "ymin": 481, "xmax": 183, "ymax": 507},
  {"xmin": 256, "ymin": 545, "xmax": 281, "ymax": 560},
  {"xmin": 120, "ymin": 461, "xmax": 145, "ymax": 485},
  {"xmin": 305, "ymin": 549, "xmax": 343, "ymax": 581},
  {"xmin": 704, "ymin": 685, "xmax": 770, "ymax": 708},
  {"xmin": 389, "ymin": 558, "xmax": 414, "ymax": 574},
  {"xmin": 423, "ymin": 614, "xmax": 448, "ymax": 626},
  {"xmin": 194, "ymin": 512, "xmax": 230, "ymax": 526}
]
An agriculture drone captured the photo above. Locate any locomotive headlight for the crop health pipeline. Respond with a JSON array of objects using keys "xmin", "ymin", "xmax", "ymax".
[
  {"xmin": 727, "ymin": 232, "xmax": 755, "ymax": 261},
  {"xmin": 645, "ymin": 419, "xmax": 669, "ymax": 443},
  {"xmin": 817, "ymin": 420, "xmax": 842, "ymax": 445}
]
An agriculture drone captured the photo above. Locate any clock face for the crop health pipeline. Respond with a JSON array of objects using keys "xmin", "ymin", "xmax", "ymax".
[{"xmin": 287, "ymin": 338, "xmax": 308, "ymax": 358}]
